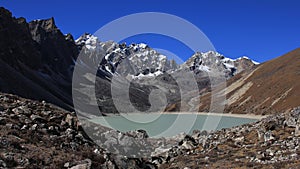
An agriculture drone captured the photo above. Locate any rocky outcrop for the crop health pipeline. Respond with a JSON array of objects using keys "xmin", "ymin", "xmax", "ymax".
[
  {"xmin": 28, "ymin": 18, "xmax": 78, "ymax": 78},
  {"xmin": 0, "ymin": 7, "xmax": 41, "ymax": 68},
  {"xmin": 0, "ymin": 7, "xmax": 77, "ymax": 111}
]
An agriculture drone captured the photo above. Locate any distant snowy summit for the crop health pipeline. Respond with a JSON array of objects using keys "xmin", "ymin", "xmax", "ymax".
[
  {"xmin": 76, "ymin": 33, "xmax": 259, "ymax": 80},
  {"xmin": 185, "ymin": 51, "xmax": 259, "ymax": 78},
  {"xmin": 75, "ymin": 33, "xmax": 178, "ymax": 79}
]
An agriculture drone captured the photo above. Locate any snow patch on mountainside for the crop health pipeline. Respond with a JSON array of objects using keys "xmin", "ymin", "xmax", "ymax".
[{"xmin": 236, "ymin": 56, "xmax": 260, "ymax": 65}]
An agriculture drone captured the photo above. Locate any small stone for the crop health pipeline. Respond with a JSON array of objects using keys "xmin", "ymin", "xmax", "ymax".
[
  {"xmin": 65, "ymin": 128, "xmax": 75, "ymax": 137},
  {"xmin": 64, "ymin": 162, "xmax": 70, "ymax": 168},
  {"xmin": 284, "ymin": 117, "xmax": 297, "ymax": 128},
  {"xmin": 0, "ymin": 117, "xmax": 6, "ymax": 125},
  {"xmin": 48, "ymin": 126, "xmax": 55, "ymax": 131},
  {"xmin": 9, "ymin": 114, "xmax": 17, "ymax": 119},
  {"xmin": 30, "ymin": 114, "xmax": 46, "ymax": 122},
  {"xmin": 70, "ymin": 142, "xmax": 78, "ymax": 150},
  {"xmin": 5, "ymin": 123, "xmax": 13, "ymax": 129},
  {"xmin": 1, "ymin": 96, "xmax": 9, "ymax": 102},
  {"xmin": 65, "ymin": 114, "xmax": 77, "ymax": 128},
  {"xmin": 152, "ymin": 156, "xmax": 163, "ymax": 165},
  {"xmin": 264, "ymin": 131, "xmax": 275, "ymax": 142},
  {"xmin": 276, "ymin": 150, "xmax": 282, "ymax": 155},
  {"xmin": 291, "ymin": 153, "xmax": 298, "ymax": 158},
  {"xmin": 0, "ymin": 105, "xmax": 4, "ymax": 111},
  {"xmin": 0, "ymin": 159, "xmax": 6, "ymax": 168},
  {"xmin": 49, "ymin": 135, "xmax": 58, "ymax": 140},
  {"xmin": 18, "ymin": 157, "xmax": 29, "ymax": 166},
  {"xmin": 21, "ymin": 125, "xmax": 28, "ymax": 130},
  {"xmin": 234, "ymin": 136, "xmax": 244, "ymax": 143},
  {"xmin": 41, "ymin": 110, "xmax": 52, "ymax": 116},
  {"xmin": 93, "ymin": 149, "xmax": 100, "ymax": 154},
  {"xmin": 24, "ymin": 118, "xmax": 32, "ymax": 124},
  {"xmin": 3, "ymin": 152, "xmax": 15, "ymax": 161},
  {"xmin": 295, "ymin": 125, "xmax": 300, "ymax": 137},
  {"xmin": 266, "ymin": 149, "xmax": 274, "ymax": 156},
  {"xmin": 30, "ymin": 124, "xmax": 38, "ymax": 130},
  {"xmin": 75, "ymin": 133, "xmax": 84, "ymax": 140},
  {"xmin": 67, "ymin": 159, "xmax": 92, "ymax": 169},
  {"xmin": 12, "ymin": 106, "xmax": 31, "ymax": 115},
  {"xmin": 181, "ymin": 141, "xmax": 194, "ymax": 150},
  {"xmin": 200, "ymin": 130, "xmax": 208, "ymax": 136}
]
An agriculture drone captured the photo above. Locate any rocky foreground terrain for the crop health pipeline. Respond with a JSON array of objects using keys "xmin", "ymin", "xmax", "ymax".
[
  {"xmin": 0, "ymin": 93, "xmax": 157, "ymax": 169},
  {"xmin": 158, "ymin": 108, "xmax": 300, "ymax": 168},
  {"xmin": 1, "ymin": 92, "xmax": 300, "ymax": 168}
]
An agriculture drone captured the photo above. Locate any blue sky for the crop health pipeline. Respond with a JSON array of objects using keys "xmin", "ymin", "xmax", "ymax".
[{"xmin": 1, "ymin": 0, "xmax": 300, "ymax": 63}]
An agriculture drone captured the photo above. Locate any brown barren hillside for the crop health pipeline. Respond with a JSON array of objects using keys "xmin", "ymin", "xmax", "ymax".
[{"xmin": 198, "ymin": 48, "xmax": 300, "ymax": 115}]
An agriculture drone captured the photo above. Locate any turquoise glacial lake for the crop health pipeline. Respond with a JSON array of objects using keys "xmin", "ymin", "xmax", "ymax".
[{"xmin": 91, "ymin": 113, "xmax": 258, "ymax": 138}]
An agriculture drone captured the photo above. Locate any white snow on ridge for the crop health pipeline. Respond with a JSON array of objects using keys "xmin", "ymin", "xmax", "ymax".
[
  {"xmin": 138, "ymin": 43, "xmax": 148, "ymax": 49},
  {"xmin": 222, "ymin": 57, "xmax": 235, "ymax": 63},
  {"xmin": 134, "ymin": 70, "xmax": 164, "ymax": 80},
  {"xmin": 223, "ymin": 62, "xmax": 235, "ymax": 69},
  {"xmin": 198, "ymin": 65, "xmax": 211, "ymax": 72},
  {"xmin": 236, "ymin": 56, "xmax": 260, "ymax": 65},
  {"xmin": 76, "ymin": 33, "xmax": 99, "ymax": 50}
]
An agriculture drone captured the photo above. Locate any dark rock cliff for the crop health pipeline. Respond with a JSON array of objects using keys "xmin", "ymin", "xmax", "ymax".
[{"xmin": 0, "ymin": 7, "xmax": 78, "ymax": 111}]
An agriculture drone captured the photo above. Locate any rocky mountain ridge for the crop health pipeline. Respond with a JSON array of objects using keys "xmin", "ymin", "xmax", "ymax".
[
  {"xmin": 76, "ymin": 33, "xmax": 179, "ymax": 80},
  {"xmin": 185, "ymin": 51, "xmax": 258, "ymax": 79},
  {"xmin": 0, "ymin": 6, "xmax": 259, "ymax": 115},
  {"xmin": 76, "ymin": 33, "xmax": 258, "ymax": 81},
  {"xmin": 0, "ymin": 7, "xmax": 78, "ymax": 111},
  {"xmin": 74, "ymin": 34, "xmax": 259, "ymax": 114}
]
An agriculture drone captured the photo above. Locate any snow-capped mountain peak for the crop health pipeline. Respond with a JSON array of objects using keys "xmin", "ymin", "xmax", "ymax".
[
  {"xmin": 75, "ymin": 33, "xmax": 97, "ymax": 45},
  {"xmin": 75, "ymin": 34, "xmax": 179, "ymax": 79},
  {"xmin": 76, "ymin": 33, "xmax": 258, "ymax": 80},
  {"xmin": 185, "ymin": 51, "xmax": 258, "ymax": 78}
]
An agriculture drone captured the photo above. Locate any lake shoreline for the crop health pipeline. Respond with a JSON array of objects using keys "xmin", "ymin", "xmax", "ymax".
[
  {"xmin": 161, "ymin": 112, "xmax": 267, "ymax": 120},
  {"xmin": 104, "ymin": 112, "xmax": 267, "ymax": 120}
]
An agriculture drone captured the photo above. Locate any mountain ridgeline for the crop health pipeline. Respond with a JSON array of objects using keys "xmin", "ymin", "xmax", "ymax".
[
  {"xmin": 1, "ymin": 7, "xmax": 299, "ymax": 115},
  {"xmin": 0, "ymin": 7, "xmax": 77, "ymax": 110}
]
